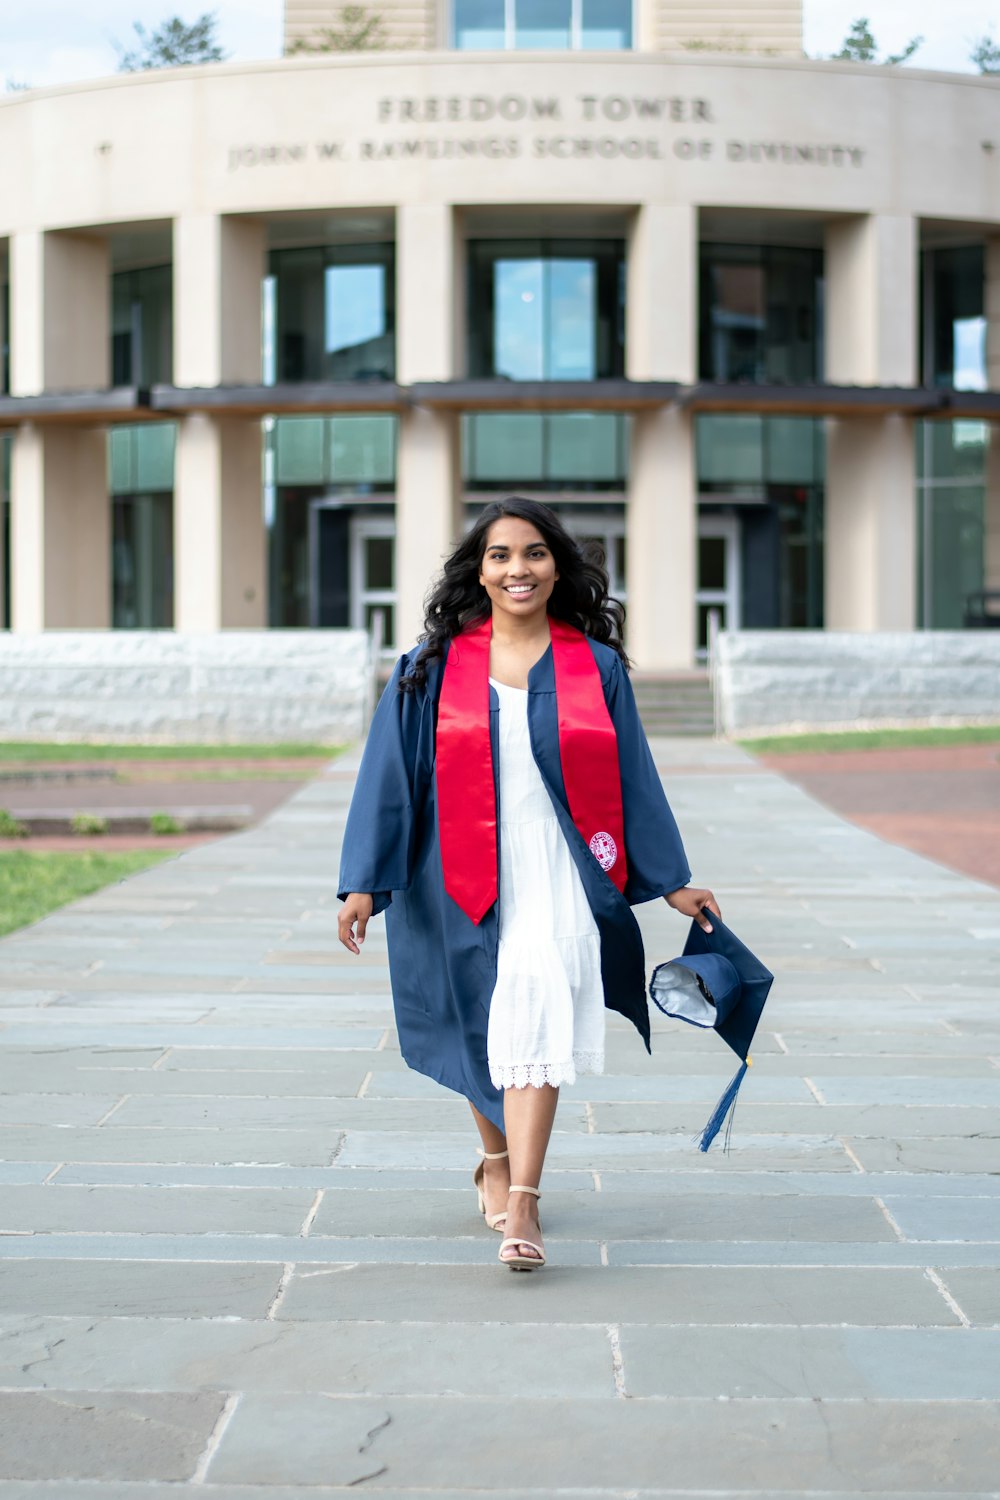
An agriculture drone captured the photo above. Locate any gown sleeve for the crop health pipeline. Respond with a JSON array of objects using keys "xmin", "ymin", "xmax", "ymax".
[
  {"xmin": 337, "ymin": 655, "xmax": 429, "ymax": 916},
  {"xmin": 604, "ymin": 653, "xmax": 692, "ymax": 905}
]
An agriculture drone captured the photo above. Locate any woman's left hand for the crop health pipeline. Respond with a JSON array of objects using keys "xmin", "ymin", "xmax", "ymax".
[{"xmin": 665, "ymin": 885, "xmax": 721, "ymax": 933}]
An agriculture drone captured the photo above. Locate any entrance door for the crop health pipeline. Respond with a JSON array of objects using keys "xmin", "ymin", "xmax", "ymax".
[
  {"xmin": 563, "ymin": 513, "xmax": 627, "ymax": 599},
  {"xmin": 696, "ymin": 515, "xmax": 740, "ymax": 658},
  {"xmin": 307, "ymin": 502, "xmax": 396, "ymax": 647},
  {"xmin": 349, "ymin": 514, "xmax": 396, "ymax": 650}
]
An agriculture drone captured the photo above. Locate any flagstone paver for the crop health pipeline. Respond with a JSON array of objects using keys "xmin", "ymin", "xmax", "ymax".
[{"xmin": 1, "ymin": 737, "xmax": 998, "ymax": 1495}]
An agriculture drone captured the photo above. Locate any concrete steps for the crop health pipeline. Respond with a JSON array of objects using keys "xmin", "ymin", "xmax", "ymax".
[
  {"xmin": 631, "ymin": 671, "xmax": 715, "ymax": 737},
  {"xmin": 377, "ymin": 665, "xmax": 716, "ymax": 735}
]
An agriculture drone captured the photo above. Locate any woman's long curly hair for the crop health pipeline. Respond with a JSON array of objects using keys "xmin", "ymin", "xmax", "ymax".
[{"xmin": 399, "ymin": 496, "xmax": 629, "ymax": 692}]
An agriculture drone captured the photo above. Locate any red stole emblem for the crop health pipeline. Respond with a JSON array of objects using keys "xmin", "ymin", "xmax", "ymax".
[{"xmin": 436, "ymin": 615, "xmax": 628, "ymax": 924}]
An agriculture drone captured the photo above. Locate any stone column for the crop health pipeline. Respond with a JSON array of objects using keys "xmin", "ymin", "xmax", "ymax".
[
  {"xmin": 823, "ymin": 214, "xmax": 919, "ymax": 629},
  {"xmin": 627, "ymin": 407, "xmax": 697, "ymax": 669},
  {"xmin": 625, "ymin": 204, "xmax": 697, "ymax": 669},
  {"xmin": 172, "ymin": 214, "xmax": 266, "ymax": 629},
  {"xmin": 395, "ymin": 203, "xmax": 462, "ymax": 650},
  {"xmin": 9, "ymin": 229, "xmax": 111, "ymax": 630},
  {"xmin": 11, "ymin": 425, "xmax": 110, "ymax": 630},
  {"xmin": 825, "ymin": 414, "xmax": 916, "ymax": 630}
]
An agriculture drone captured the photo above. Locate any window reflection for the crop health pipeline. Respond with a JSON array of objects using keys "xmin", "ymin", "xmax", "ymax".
[
  {"xmin": 921, "ymin": 246, "xmax": 986, "ymax": 390},
  {"xmin": 515, "ymin": 0, "xmax": 572, "ymax": 48},
  {"xmin": 454, "ymin": 0, "xmax": 505, "ymax": 47},
  {"xmin": 470, "ymin": 239, "xmax": 624, "ymax": 380},
  {"xmin": 463, "ymin": 411, "xmax": 627, "ymax": 486},
  {"xmin": 111, "ymin": 265, "xmax": 173, "ymax": 386},
  {"xmin": 453, "ymin": 0, "xmax": 632, "ymax": 50},
  {"xmin": 699, "ymin": 244, "xmax": 822, "ymax": 384},
  {"xmin": 269, "ymin": 245, "xmax": 395, "ymax": 383},
  {"xmin": 581, "ymin": 0, "xmax": 631, "ymax": 47}
]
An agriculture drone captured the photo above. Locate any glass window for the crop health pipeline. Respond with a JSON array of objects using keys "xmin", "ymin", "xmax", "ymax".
[
  {"xmin": 467, "ymin": 413, "xmax": 546, "ymax": 481},
  {"xmin": 452, "ymin": 0, "xmax": 632, "ymax": 49},
  {"xmin": 108, "ymin": 424, "xmax": 177, "ymax": 496},
  {"xmin": 270, "ymin": 244, "xmax": 394, "ymax": 383},
  {"xmin": 1, "ymin": 433, "xmax": 10, "ymax": 628},
  {"xmin": 699, "ymin": 244, "xmax": 822, "ymax": 384},
  {"xmin": 696, "ymin": 414, "xmax": 764, "ymax": 486},
  {"xmin": 463, "ymin": 411, "xmax": 626, "ymax": 486},
  {"xmin": 111, "ymin": 265, "xmax": 173, "ymax": 387},
  {"xmin": 330, "ymin": 416, "xmax": 396, "ymax": 483},
  {"xmin": 916, "ymin": 419, "xmax": 987, "ymax": 628},
  {"xmin": 469, "ymin": 239, "xmax": 624, "ymax": 380},
  {"xmin": 581, "ymin": 0, "xmax": 631, "ymax": 48},
  {"xmin": 547, "ymin": 411, "xmax": 618, "ymax": 479},
  {"xmin": 112, "ymin": 494, "xmax": 174, "ymax": 628},
  {"xmin": 921, "ymin": 246, "xmax": 986, "ymax": 390},
  {"xmin": 273, "ymin": 416, "xmax": 397, "ymax": 486},
  {"xmin": 275, "ymin": 418, "xmax": 326, "ymax": 485},
  {"xmin": 515, "ymin": 0, "xmax": 572, "ymax": 49},
  {"xmin": 454, "ymin": 0, "xmax": 505, "ymax": 48},
  {"xmin": 696, "ymin": 415, "xmax": 825, "ymax": 630},
  {"xmin": 1, "ymin": 279, "xmax": 9, "ymax": 395}
]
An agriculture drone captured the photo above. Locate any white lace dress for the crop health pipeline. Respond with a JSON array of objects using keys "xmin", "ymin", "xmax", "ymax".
[{"xmin": 486, "ymin": 677, "xmax": 606, "ymax": 1090}]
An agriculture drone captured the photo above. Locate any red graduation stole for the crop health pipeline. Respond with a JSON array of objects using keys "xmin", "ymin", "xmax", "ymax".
[{"xmin": 436, "ymin": 615, "xmax": 628, "ymax": 924}]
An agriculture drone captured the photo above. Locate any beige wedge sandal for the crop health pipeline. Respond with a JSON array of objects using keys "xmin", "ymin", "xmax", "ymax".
[
  {"xmin": 473, "ymin": 1147, "xmax": 510, "ymax": 1231},
  {"xmin": 498, "ymin": 1185, "xmax": 545, "ymax": 1271}
]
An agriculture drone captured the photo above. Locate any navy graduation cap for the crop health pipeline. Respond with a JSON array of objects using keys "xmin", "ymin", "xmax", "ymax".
[{"xmin": 649, "ymin": 913, "xmax": 774, "ymax": 1152}]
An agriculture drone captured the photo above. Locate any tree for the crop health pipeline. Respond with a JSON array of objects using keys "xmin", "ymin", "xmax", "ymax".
[
  {"xmin": 5, "ymin": 79, "xmax": 31, "ymax": 92},
  {"xmin": 830, "ymin": 16, "xmax": 922, "ymax": 66},
  {"xmin": 287, "ymin": 6, "xmax": 386, "ymax": 53},
  {"xmin": 970, "ymin": 31, "xmax": 1000, "ymax": 73},
  {"xmin": 116, "ymin": 12, "xmax": 228, "ymax": 71}
]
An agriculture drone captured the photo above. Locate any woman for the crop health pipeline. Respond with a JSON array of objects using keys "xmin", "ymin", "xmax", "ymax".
[{"xmin": 338, "ymin": 497, "xmax": 718, "ymax": 1271}]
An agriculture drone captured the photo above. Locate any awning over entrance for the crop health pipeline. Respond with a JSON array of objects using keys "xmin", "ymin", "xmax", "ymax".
[{"xmin": 1, "ymin": 380, "xmax": 996, "ymax": 427}]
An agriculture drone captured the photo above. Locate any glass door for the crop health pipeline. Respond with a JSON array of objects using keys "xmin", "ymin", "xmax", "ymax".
[
  {"xmin": 349, "ymin": 514, "xmax": 396, "ymax": 651},
  {"xmin": 563, "ymin": 512, "xmax": 626, "ymax": 599},
  {"xmin": 696, "ymin": 515, "xmax": 740, "ymax": 659}
]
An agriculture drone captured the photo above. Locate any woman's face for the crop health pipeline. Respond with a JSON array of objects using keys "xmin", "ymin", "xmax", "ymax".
[{"xmin": 478, "ymin": 516, "xmax": 559, "ymax": 624}]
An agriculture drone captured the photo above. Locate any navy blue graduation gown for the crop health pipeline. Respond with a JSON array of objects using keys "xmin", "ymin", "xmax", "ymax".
[{"xmin": 337, "ymin": 636, "xmax": 691, "ymax": 1132}]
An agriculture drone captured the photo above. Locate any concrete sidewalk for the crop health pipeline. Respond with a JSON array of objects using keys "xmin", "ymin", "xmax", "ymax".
[{"xmin": 1, "ymin": 738, "xmax": 999, "ymax": 1497}]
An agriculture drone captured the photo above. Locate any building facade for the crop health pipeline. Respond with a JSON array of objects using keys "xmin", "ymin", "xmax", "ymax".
[{"xmin": 0, "ymin": 0, "xmax": 998, "ymax": 668}]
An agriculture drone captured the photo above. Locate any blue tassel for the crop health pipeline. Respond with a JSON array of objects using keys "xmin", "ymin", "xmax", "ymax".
[{"xmin": 697, "ymin": 1060, "xmax": 749, "ymax": 1153}]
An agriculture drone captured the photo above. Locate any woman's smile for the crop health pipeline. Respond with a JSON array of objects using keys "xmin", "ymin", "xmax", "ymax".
[{"xmin": 479, "ymin": 517, "xmax": 559, "ymax": 621}]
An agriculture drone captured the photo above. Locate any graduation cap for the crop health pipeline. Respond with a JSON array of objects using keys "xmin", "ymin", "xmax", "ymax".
[{"xmin": 649, "ymin": 913, "xmax": 774, "ymax": 1152}]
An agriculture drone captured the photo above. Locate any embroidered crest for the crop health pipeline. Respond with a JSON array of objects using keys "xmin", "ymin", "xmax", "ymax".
[{"xmin": 589, "ymin": 831, "xmax": 618, "ymax": 871}]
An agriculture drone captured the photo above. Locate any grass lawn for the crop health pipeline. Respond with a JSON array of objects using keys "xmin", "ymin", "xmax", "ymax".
[
  {"xmin": 0, "ymin": 742, "xmax": 341, "ymax": 762},
  {"xmin": 739, "ymin": 725, "xmax": 1000, "ymax": 754},
  {"xmin": 0, "ymin": 849, "xmax": 174, "ymax": 937}
]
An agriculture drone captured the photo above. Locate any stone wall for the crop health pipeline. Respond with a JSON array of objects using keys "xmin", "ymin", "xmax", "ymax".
[
  {"xmin": 715, "ymin": 631, "xmax": 1000, "ymax": 737},
  {"xmin": 0, "ymin": 631, "xmax": 374, "ymax": 744}
]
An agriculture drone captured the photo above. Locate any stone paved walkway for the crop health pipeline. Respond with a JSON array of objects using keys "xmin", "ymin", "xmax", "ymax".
[{"xmin": 1, "ymin": 738, "xmax": 999, "ymax": 1497}]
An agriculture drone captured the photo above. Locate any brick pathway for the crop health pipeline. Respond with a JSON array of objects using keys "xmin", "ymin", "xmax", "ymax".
[
  {"xmin": 760, "ymin": 742, "xmax": 1000, "ymax": 889},
  {"xmin": 0, "ymin": 739, "xmax": 998, "ymax": 1494}
]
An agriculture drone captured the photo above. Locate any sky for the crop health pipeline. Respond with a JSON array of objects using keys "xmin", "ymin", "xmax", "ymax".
[{"xmin": 2, "ymin": 1, "xmax": 998, "ymax": 91}]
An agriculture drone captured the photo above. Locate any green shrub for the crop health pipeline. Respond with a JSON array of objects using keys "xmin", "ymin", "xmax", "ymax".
[
  {"xmin": 0, "ymin": 809, "xmax": 29, "ymax": 839},
  {"xmin": 149, "ymin": 812, "xmax": 185, "ymax": 835},
  {"xmin": 70, "ymin": 813, "xmax": 109, "ymax": 837}
]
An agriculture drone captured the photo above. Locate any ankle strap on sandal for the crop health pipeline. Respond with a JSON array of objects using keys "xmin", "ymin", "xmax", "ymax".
[
  {"xmin": 477, "ymin": 1148, "xmax": 509, "ymax": 1160},
  {"xmin": 508, "ymin": 1184, "xmax": 541, "ymax": 1197}
]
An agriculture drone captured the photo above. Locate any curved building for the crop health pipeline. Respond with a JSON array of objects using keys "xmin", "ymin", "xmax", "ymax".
[{"xmin": 0, "ymin": 0, "xmax": 998, "ymax": 666}]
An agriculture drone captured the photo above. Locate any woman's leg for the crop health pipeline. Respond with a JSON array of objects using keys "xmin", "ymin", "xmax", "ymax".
[
  {"xmin": 469, "ymin": 1101, "xmax": 510, "ymax": 1222},
  {"xmin": 501, "ymin": 1082, "xmax": 559, "ymax": 1260}
]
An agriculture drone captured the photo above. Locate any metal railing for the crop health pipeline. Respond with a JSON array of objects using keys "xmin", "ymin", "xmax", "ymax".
[
  {"xmin": 706, "ymin": 607, "xmax": 723, "ymax": 740},
  {"xmin": 364, "ymin": 608, "xmax": 386, "ymax": 730}
]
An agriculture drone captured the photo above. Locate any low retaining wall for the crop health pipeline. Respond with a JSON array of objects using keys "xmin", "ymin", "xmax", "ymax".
[
  {"xmin": 0, "ymin": 630, "xmax": 374, "ymax": 743},
  {"xmin": 715, "ymin": 631, "xmax": 1000, "ymax": 737}
]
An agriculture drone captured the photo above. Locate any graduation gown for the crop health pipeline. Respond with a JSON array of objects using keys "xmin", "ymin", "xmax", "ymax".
[{"xmin": 337, "ymin": 634, "xmax": 692, "ymax": 1132}]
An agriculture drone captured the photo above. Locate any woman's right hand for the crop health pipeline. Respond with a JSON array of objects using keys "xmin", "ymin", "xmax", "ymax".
[{"xmin": 338, "ymin": 893, "xmax": 374, "ymax": 954}]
